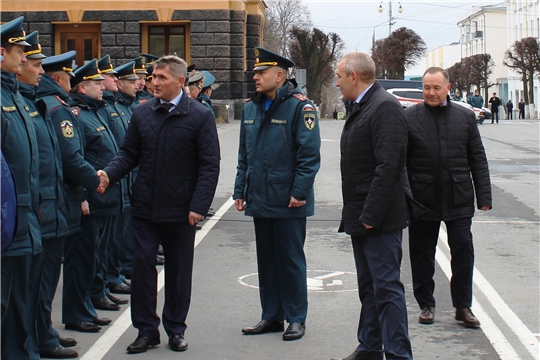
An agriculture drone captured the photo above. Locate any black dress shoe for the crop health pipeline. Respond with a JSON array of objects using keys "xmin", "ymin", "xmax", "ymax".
[
  {"xmin": 58, "ymin": 336, "xmax": 77, "ymax": 348},
  {"xmin": 109, "ymin": 282, "xmax": 131, "ymax": 294},
  {"xmin": 107, "ymin": 293, "xmax": 129, "ymax": 305},
  {"xmin": 283, "ymin": 322, "xmax": 305, "ymax": 340},
  {"xmin": 40, "ymin": 346, "xmax": 78, "ymax": 359},
  {"xmin": 169, "ymin": 334, "xmax": 188, "ymax": 352},
  {"xmin": 455, "ymin": 307, "xmax": 481, "ymax": 328},
  {"xmin": 242, "ymin": 320, "xmax": 284, "ymax": 335},
  {"xmin": 156, "ymin": 255, "xmax": 165, "ymax": 265},
  {"xmin": 93, "ymin": 317, "xmax": 112, "ymax": 326},
  {"xmin": 92, "ymin": 296, "xmax": 121, "ymax": 311},
  {"xmin": 126, "ymin": 336, "xmax": 160, "ymax": 353},
  {"xmin": 418, "ymin": 306, "xmax": 435, "ymax": 324},
  {"xmin": 65, "ymin": 321, "xmax": 101, "ymax": 333}
]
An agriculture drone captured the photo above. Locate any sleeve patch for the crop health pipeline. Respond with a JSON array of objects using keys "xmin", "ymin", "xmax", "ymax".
[
  {"xmin": 60, "ymin": 120, "xmax": 75, "ymax": 138},
  {"xmin": 303, "ymin": 104, "xmax": 315, "ymax": 112}
]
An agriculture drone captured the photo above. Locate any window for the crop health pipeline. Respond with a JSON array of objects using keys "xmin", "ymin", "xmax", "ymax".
[{"xmin": 148, "ymin": 25, "xmax": 186, "ymax": 58}]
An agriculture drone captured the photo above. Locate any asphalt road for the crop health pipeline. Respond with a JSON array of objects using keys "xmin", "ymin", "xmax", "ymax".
[{"xmin": 50, "ymin": 118, "xmax": 539, "ymax": 360}]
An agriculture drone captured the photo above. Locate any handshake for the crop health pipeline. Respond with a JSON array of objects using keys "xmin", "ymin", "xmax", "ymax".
[{"xmin": 96, "ymin": 170, "xmax": 110, "ymax": 194}]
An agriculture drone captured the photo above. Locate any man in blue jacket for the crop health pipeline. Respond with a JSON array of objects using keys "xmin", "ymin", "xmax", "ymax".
[
  {"xmin": 233, "ymin": 47, "xmax": 321, "ymax": 341},
  {"xmin": 99, "ymin": 55, "xmax": 220, "ymax": 354}
]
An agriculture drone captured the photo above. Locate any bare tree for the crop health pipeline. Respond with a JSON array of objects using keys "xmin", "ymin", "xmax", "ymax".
[
  {"xmin": 504, "ymin": 37, "xmax": 539, "ymax": 105},
  {"xmin": 371, "ymin": 27, "xmax": 426, "ymax": 80},
  {"xmin": 288, "ymin": 27, "xmax": 344, "ymax": 106},
  {"xmin": 474, "ymin": 54, "xmax": 495, "ymax": 106},
  {"xmin": 263, "ymin": 0, "xmax": 312, "ymax": 56}
]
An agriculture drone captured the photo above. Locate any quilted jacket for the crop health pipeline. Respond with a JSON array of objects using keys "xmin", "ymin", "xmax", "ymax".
[
  {"xmin": 104, "ymin": 92, "xmax": 220, "ymax": 223},
  {"xmin": 405, "ymin": 98, "xmax": 492, "ymax": 221},
  {"xmin": 339, "ymin": 81, "xmax": 410, "ymax": 236}
]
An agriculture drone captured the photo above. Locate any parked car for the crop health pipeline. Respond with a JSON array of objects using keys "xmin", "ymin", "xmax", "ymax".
[{"xmin": 387, "ymin": 88, "xmax": 484, "ymax": 123}]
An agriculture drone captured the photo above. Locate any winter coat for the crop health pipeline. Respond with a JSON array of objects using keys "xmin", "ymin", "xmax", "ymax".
[
  {"xmin": 339, "ymin": 81, "xmax": 409, "ymax": 236},
  {"xmin": 405, "ymin": 98, "xmax": 492, "ymax": 221},
  {"xmin": 69, "ymin": 93, "xmax": 122, "ymax": 216},
  {"xmin": 1, "ymin": 70, "xmax": 41, "ymax": 256},
  {"xmin": 19, "ymin": 82, "xmax": 68, "ymax": 240},
  {"xmin": 233, "ymin": 80, "xmax": 321, "ymax": 218},
  {"xmin": 37, "ymin": 74, "xmax": 101, "ymax": 235},
  {"xmin": 104, "ymin": 91, "xmax": 220, "ymax": 223},
  {"xmin": 471, "ymin": 94, "xmax": 484, "ymax": 108}
]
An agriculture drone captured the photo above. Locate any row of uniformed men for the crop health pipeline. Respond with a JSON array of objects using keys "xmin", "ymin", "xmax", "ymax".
[{"xmin": 0, "ymin": 16, "xmax": 170, "ymax": 359}]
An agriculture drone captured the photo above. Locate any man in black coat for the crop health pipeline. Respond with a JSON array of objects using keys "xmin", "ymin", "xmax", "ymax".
[
  {"xmin": 488, "ymin": 92, "xmax": 501, "ymax": 124},
  {"xmin": 405, "ymin": 67, "xmax": 492, "ymax": 329},
  {"xmin": 98, "ymin": 55, "xmax": 220, "ymax": 354},
  {"xmin": 330, "ymin": 52, "xmax": 412, "ymax": 360}
]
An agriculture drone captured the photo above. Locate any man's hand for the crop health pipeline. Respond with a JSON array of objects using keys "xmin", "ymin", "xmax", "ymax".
[
  {"xmin": 288, "ymin": 196, "xmax": 306, "ymax": 208},
  {"xmin": 362, "ymin": 222, "xmax": 374, "ymax": 230},
  {"xmin": 188, "ymin": 211, "xmax": 205, "ymax": 226},
  {"xmin": 96, "ymin": 170, "xmax": 109, "ymax": 194},
  {"xmin": 81, "ymin": 200, "xmax": 90, "ymax": 215},
  {"xmin": 235, "ymin": 199, "xmax": 246, "ymax": 211},
  {"xmin": 480, "ymin": 205, "xmax": 490, "ymax": 211}
]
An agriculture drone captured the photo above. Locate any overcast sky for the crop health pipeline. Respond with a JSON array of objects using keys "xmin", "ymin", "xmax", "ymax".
[{"xmin": 302, "ymin": 0, "xmax": 505, "ymax": 54}]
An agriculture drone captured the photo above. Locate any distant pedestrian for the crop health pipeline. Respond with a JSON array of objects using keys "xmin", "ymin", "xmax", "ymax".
[
  {"xmin": 453, "ymin": 90, "xmax": 463, "ymax": 102},
  {"xmin": 518, "ymin": 99, "xmax": 525, "ymax": 119},
  {"xmin": 506, "ymin": 100, "xmax": 513, "ymax": 120},
  {"xmin": 333, "ymin": 108, "xmax": 337, "ymax": 120},
  {"xmin": 488, "ymin": 92, "xmax": 501, "ymax": 123},
  {"xmin": 470, "ymin": 89, "xmax": 483, "ymax": 109}
]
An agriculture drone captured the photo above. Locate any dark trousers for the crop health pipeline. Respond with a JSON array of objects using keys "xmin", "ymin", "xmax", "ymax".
[
  {"xmin": 507, "ymin": 109, "xmax": 513, "ymax": 119},
  {"xmin": 63, "ymin": 215, "xmax": 114, "ymax": 323},
  {"xmin": 107, "ymin": 208, "xmax": 131, "ymax": 286},
  {"xmin": 350, "ymin": 230, "xmax": 412, "ymax": 360},
  {"xmin": 492, "ymin": 108, "xmax": 499, "ymax": 123},
  {"xmin": 1, "ymin": 254, "xmax": 32, "ymax": 359},
  {"xmin": 25, "ymin": 248, "xmax": 48, "ymax": 359},
  {"xmin": 131, "ymin": 217, "xmax": 195, "ymax": 338},
  {"xmin": 120, "ymin": 212, "xmax": 134, "ymax": 278},
  {"xmin": 519, "ymin": 109, "xmax": 525, "ymax": 119},
  {"xmin": 253, "ymin": 217, "xmax": 308, "ymax": 324},
  {"xmin": 91, "ymin": 215, "xmax": 118, "ymax": 299},
  {"xmin": 409, "ymin": 217, "xmax": 474, "ymax": 309},
  {"xmin": 36, "ymin": 237, "xmax": 64, "ymax": 353}
]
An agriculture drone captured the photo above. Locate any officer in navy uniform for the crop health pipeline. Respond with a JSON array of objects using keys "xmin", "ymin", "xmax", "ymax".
[
  {"xmin": 0, "ymin": 16, "xmax": 42, "ymax": 359},
  {"xmin": 233, "ymin": 47, "xmax": 321, "ymax": 341},
  {"xmin": 139, "ymin": 53, "xmax": 159, "ymax": 100},
  {"xmin": 16, "ymin": 30, "xmax": 80, "ymax": 360},
  {"xmin": 95, "ymin": 55, "xmax": 132, "ymax": 305},
  {"xmin": 198, "ymin": 70, "xmax": 215, "ymax": 117},
  {"xmin": 62, "ymin": 59, "xmax": 122, "ymax": 333},
  {"xmin": 144, "ymin": 63, "xmax": 155, "ymax": 97},
  {"xmin": 111, "ymin": 61, "xmax": 140, "ymax": 281},
  {"xmin": 131, "ymin": 56, "xmax": 149, "ymax": 104},
  {"xmin": 37, "ymin": 49, "xmax": 104, "ymax": 355}
]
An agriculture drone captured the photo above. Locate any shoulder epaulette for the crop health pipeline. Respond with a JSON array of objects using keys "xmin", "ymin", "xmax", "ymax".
[
  {"xmin": 71, "ymin": 106, "xmax": 81, "ymax": 117},
  {"xmin": 292, "ymin": 93, "xmax": 309, "ymax": 102},
  {"xmin": 54, "ymin": 95, "xmax": 68, "ymax": 106}
]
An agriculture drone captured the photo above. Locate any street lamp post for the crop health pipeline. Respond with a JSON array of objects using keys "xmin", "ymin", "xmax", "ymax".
[{"xmin": 378, "ymin": 0, "xmax": 403, "ymax": 36}]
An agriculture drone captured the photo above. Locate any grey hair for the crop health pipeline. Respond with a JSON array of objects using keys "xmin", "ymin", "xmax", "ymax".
[
  {"xmin": 153, "ymin": 55, "xmax": 187, "ymax": 79},
  {"xmin": 339, "ymin": 52, "xmax": 376, "ymax": 83},
  {"xmin": 423, "ymin": 67, "xmax": 449, "ymax": 83}
]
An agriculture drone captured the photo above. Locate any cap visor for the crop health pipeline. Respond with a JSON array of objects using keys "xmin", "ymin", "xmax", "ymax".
[
  {"xmin": 18, "ymin": 40, "xmax": 32, "ymax": 46},
  {"xmin": 67, "ymin": 71, "xmax": 75, "ymax": 77},
  {"xmin": 27, "ymin": 53, "xmax": 47, "ymax": 59},
  {"xmin": 253, "ymin": 65, "xmax": 271, "ymax": 71},
  {"xmin": 92, "ymin": 75, "xmax": 106, "ymax": 80}
]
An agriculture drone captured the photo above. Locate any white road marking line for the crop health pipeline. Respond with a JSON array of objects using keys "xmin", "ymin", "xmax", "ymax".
[
  {"xmin": 313, "ymin": 271, "xmax": 345, "ymax": 280},
  {"xmin": 438, "ymin": 228, "xmax": 539, "ymax": 360},
  {"xmin": 81, "ymin": 197, "xmax": 235, "ymax": 359}
]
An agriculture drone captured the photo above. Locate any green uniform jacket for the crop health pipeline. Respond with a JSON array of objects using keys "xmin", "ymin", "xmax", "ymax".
[
  {"xmin": 1, "ymin": 70, "xmax": 41, "ymax": 256},
  {"xmin": 69, "ymin": 93, "xmax": 122, "ymax": 216},
  {"xmin": 198, "ymin": 93, "xmax": 215, "ymax": 117},
  {"xmin": 19, "ymin": 82, "xmax": 68, "ymax": 240},
  {"xmin": 233, "ymin": 81, "xmax": 321, "ymax": 218},
  {"xmin": 37, "ymin": 74, "xmax": 101, "ymax": 235}
]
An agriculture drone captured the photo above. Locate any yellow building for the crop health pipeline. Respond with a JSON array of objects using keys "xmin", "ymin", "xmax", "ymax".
[{"xmin": 2, "ymin": 0, "xmax": 266, "ymax": 107}]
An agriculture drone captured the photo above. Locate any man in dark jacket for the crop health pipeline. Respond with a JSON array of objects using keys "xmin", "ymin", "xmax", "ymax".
[
  {"xmin": 405, "ymin": 67, "xmax": 492, "ymax": 329},
  {"xmin": 233, "ymin": 47, "xmax": 321, "ymax": 342},
  {"xmin": 99, "ymin": 55, "xmax": 220, "ymax": 354},
  {"xmin": 0, "ymin": 16, "xmax": 43, "ymax": 359},
  {"xmin": 330, "ymin": 52, "xmax": 412, "ymax": 360},
  {"xmin": 488, "ymin": 92, "xmax": 501, "ymax": 124},
  {"xmin": 63, "ymin": 59, "xmax": 122, "ymax": 333}
]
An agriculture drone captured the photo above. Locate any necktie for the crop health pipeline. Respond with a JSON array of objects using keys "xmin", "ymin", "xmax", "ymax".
[{"xmin": 159, "ymin": 102, "xmax": 174, "ymax": 112}]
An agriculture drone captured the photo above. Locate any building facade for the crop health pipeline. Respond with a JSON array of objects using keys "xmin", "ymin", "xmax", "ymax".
[
  {"xmin": 506, "ymin": 0, "xmax": 539, "ymax": 118},
  {"xmin": 1, "ymin": 0, "xmax": 269, "ymax": 119}
]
